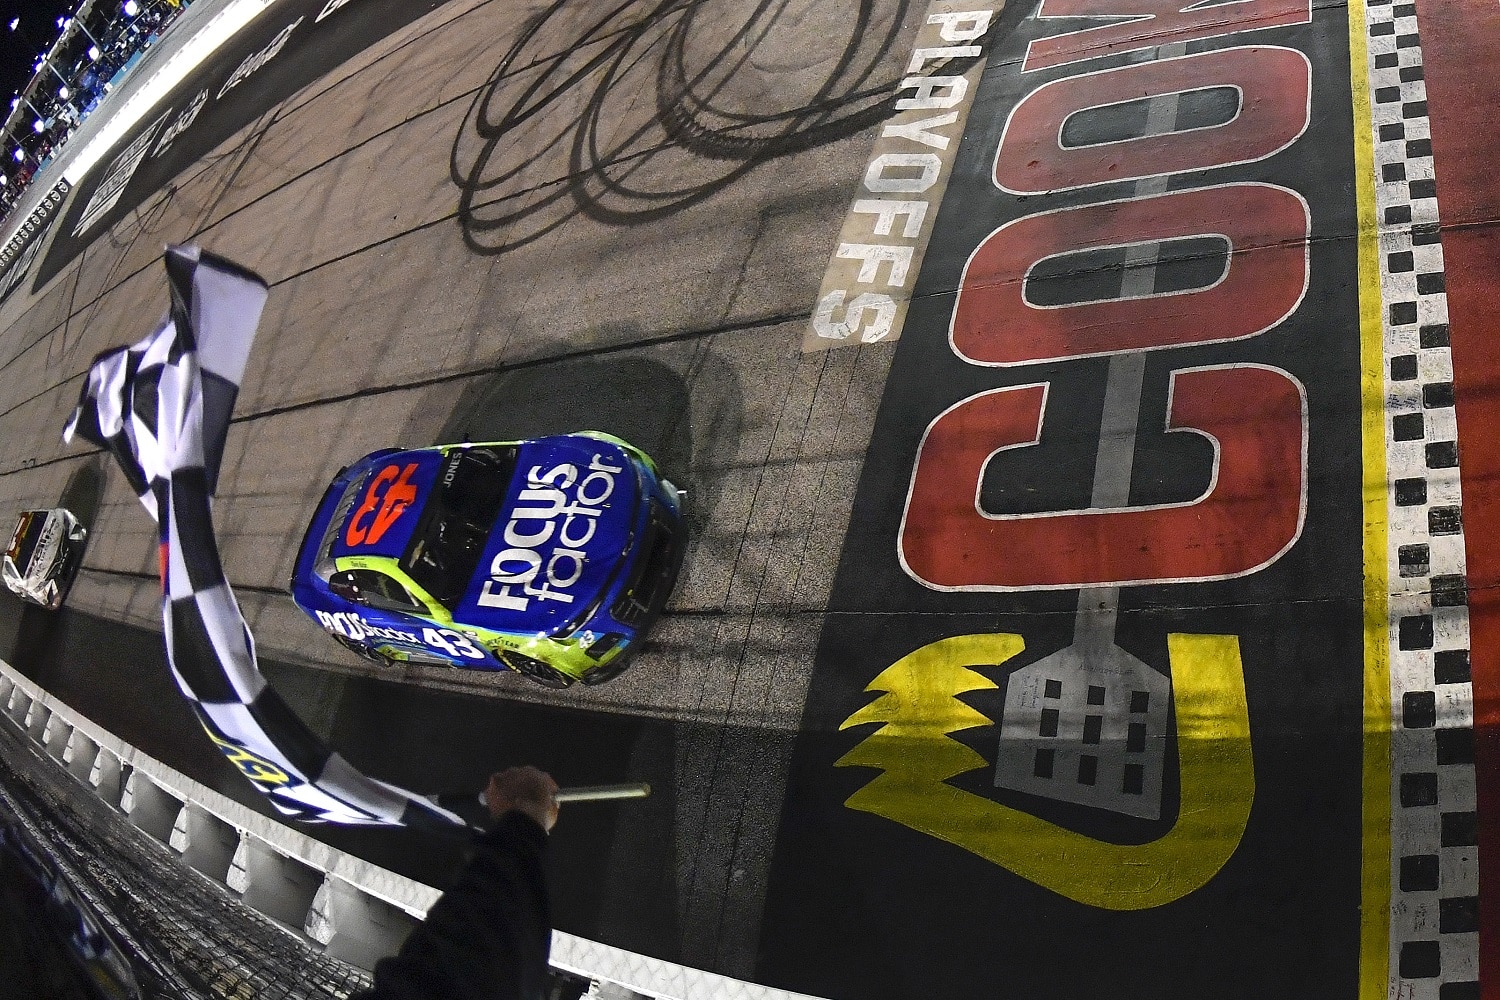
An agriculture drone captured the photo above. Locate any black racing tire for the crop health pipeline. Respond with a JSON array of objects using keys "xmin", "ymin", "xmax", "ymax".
[
  {"xmin": 498, "ymin": 650, "xmax": 576, "ymax": 688},
  {"xmin": 48, "ymin": 540, "xmax": 87, "ymax": 609}
]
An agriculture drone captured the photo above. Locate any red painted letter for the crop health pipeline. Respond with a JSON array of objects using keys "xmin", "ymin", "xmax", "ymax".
[
  {"xmin": 1024, "ymin": 0, "xmax": 1312, "ymax": 72},
  {"xmin": 899, "ymin": 365, "xmax": 1306, "ymax": 589},
  {"xmin": 996, "ymin": 47, "xmax": 1310, "ymax": 194},
  {"xmin": 951, "ymin": 183, "xmax": 1309, "ymax": 366}
]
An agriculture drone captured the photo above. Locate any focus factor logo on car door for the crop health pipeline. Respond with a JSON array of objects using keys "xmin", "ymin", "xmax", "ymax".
[
  {"xmin": 832, "ymin": 2, "xmax": 1324, "ymax": 911},
  {"xmin": 346, "ymin": 463, "xmax": 420, "ymax": 547}
]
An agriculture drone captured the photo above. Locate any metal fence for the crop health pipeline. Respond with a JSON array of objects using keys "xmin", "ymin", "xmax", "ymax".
[
  {"xmin": 2, "ymin": 0, "xmax": 190, "ymax": 209},
  {"xmin": 0, "ymin": 715, "xmax": 375, "ymax": 999}
]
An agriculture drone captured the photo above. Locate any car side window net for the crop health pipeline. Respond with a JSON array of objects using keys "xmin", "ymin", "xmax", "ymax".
[{"xmin": 330, "ymin": 569, "xmax": 423, "ymax": 613}]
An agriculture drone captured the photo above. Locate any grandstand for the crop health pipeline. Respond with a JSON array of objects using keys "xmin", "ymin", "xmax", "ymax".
[{"xmin": 0, "ymin": 0, "xmax": 187, "ymax": 214}]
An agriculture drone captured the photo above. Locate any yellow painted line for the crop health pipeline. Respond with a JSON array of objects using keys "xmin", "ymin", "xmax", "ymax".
[{"xmin": 1349, "ymin": 0, "xmax": 1392, "ymax": 993}]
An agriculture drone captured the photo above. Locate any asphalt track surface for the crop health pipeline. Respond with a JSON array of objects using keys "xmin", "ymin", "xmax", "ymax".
[
  {"xmin": 0, "ymin": 0, "xmax": 1498, "ymax": 998},
  {"xmin": 0, "ymin": 0, "xmax": 907, "ymax": 987}
]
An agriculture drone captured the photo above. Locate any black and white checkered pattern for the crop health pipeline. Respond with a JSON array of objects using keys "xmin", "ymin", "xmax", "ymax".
[
  {"xmin": 64, "ymin": 245, "xmax": 469, "ymax": 830},
  {"xmin": 1365, "ymin": 1, "xmax": 1480, "ymax": 993}
]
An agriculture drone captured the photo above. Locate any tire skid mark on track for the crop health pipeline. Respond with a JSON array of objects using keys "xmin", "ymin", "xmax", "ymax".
[
  {"xmin": 4, "ymin": 0, "xmax": 906, "ymax": 383},
  {"xmin": 178, "ymin": 110, "xmax": 286, "ymax": 245},
  {"xmin": 0, "ymin": 43, "xmax": 780, "ymax": 394},
  {"xmin": 11, "ymin": 0, "xmax": 693, "ymax": 347},
  {"xmin": 0, "ymin": 4, "xmax": 907, "ymax": 474},
  {"xmin": 0, "ymin": 306, "xmax": 810, "ymax": 483}
]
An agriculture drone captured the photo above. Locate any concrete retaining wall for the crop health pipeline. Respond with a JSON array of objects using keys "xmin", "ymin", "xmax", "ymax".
[
  {"xmin": 0, "ymin": 659, "xmax": 816, "ymax": 1000},
  {"xmin": 0, "ymin": 662, "xmax": 437, "ymax": 971}
]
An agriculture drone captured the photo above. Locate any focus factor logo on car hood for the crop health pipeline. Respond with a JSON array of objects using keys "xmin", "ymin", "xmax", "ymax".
[
  {"xmin": 330, "ymin": 451, "xmax": 444, "ymax": 560},
  {"xmin": 458, "ymin": 438, "xmax": 638, "ymax": 635}
]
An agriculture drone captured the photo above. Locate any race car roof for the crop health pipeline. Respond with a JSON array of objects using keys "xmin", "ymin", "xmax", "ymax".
[{"xmin": 328, "ymin": 451, "xmax": 445, "ymax": 562}]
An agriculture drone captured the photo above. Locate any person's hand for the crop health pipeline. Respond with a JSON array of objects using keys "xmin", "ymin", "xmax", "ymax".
[{"xmin": 484, "ymin": 766, "xmax": 560, "ymax": 832}]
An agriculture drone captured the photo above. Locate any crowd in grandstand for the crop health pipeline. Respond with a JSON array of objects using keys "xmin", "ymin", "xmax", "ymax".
[{"xmin": 1, "ymin": 0, "xmax": 191, "ymax": 215}]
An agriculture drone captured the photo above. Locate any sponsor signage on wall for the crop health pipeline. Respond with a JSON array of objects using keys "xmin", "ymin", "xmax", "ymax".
[{"xmin": 39, "ymin": 0, "xmax": 454, "ymax": 287}]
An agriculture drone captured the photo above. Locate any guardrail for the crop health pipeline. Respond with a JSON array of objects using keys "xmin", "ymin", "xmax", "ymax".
[
  {"xmin": 1, "ymin": 660, "xmax": 435, "ymax": 970},
  {"xmin": 0, "ymin": 657, "xmax": 816, "ymax": 1000}
]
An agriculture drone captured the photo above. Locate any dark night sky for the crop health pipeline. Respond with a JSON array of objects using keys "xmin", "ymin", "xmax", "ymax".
[{"xmin": 0, "ymin": 0, "xmax": 89, "ymax": 108}]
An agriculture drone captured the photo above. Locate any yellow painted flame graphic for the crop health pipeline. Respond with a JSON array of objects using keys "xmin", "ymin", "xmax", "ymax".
[{"xmin": 836, "ymin": 633, "xmax": 1253, "ymax": 910}]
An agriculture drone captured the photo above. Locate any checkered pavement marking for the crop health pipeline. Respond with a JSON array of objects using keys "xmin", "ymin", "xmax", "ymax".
[{"xmin": 1366, "ymin": 0, "xmax": 1480, "ymax": 993}]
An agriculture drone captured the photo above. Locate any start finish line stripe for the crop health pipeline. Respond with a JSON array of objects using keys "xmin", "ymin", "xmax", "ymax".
[
  {"xmin": 1354, "ymin": 0, "xmax": 1483, "ymax": 992},
  {"xmin": 1349, "ymin": 0, "xmax": 1391, "ymax": 992},
  {"xmin": 1407, "ymin": 0, "xmax": 1500, "ymax": 992}
]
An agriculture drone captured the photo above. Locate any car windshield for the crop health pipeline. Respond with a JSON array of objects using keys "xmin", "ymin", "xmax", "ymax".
[
  {"xmin": 329, "ymin": 569, "xmax": 423, "ymax": 612},
  {"xmin": 401, "ymin": 446, "xmax": 518, "ymax": 610},
  {"xmin": 6, "ymin": 513, "xmax": 44, "ymax": 576}
]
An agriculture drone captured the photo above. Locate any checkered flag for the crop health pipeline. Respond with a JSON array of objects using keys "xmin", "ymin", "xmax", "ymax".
[{"xmin": 65, "ymin": 245, "xmax": 470, "ymax": 830}]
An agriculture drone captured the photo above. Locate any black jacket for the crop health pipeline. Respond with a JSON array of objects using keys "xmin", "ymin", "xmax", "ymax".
[{"xmin": 354, "ymin": 812, "xmax": 552, "ymax": 1000}]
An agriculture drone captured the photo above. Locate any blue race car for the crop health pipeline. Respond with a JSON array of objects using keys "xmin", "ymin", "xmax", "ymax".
[{"xmin": 290, "ymin": 432, "xmax": 683, "ymax": 687}]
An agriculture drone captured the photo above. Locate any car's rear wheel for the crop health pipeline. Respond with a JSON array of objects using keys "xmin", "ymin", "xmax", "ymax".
[{"xmin": 498, "ymin": 650, "xmax": 575, "ymax": 688}]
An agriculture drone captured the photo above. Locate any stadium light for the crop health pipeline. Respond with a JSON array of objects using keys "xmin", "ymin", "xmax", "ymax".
[
  {"xmin": 58, "ymin": 85, "xmax": 69, "ymax": 99},
  {"xmin": 38, "ymin": 57, "xmax": 69, "ymax": 89},
  {"xmin": 123, "ymin": 1, "xmax": 139, "ymax": 17},
  {"xmin": 7, "ymin": 17, "xmax": 42, "ymax": 57},
  {"xmin": 13, "ymin": 148, "xmax": 24, "ymax": 162},
  {"xmin": 12, "ymin": 93, "xmax": 42, "ymax": 119},
  {"xmin": 89, "ymin": 44, "xmax": 100, "ymax": 61},
  {"xmin": 60, "ymin": 13, "xmax": 104, "ymax": 53},
  {"xmin": 32, "ymin": 119, "xmax": 44, "ymax": 132}
]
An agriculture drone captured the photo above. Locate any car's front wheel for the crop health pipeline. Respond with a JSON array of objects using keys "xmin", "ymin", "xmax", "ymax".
[{"xmin": 498, "ymin": 650, "xmax": 575, "ymax": 688}]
